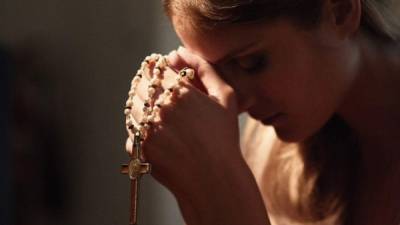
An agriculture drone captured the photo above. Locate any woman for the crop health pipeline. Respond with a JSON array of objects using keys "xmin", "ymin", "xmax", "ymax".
[{"xmin": 127, "ymin": 0, "xmax": 400, "ymax": 224}]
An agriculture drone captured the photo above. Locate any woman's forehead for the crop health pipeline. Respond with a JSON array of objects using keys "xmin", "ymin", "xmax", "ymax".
[{"xmin": 174, "ymin": 17, "xmax": 264, "ymax": 63}]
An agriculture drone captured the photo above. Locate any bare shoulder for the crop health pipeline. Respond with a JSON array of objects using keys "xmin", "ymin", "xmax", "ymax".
[{"xmin": 240, "ymin": 117, "xmax": 341, "ymax": 225}]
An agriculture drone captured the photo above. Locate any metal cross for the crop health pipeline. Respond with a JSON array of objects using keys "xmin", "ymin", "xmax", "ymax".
[{"xmin": 121, "ymin": 132, "xmax": 151, "ymax": 225}]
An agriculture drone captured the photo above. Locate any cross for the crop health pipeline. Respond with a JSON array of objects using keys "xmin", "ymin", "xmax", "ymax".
[{"xmin": 121, "ymin": 132, "xmax": 151, "ymax": 225}]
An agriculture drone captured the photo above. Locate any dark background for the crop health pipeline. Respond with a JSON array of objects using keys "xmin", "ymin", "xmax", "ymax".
[
  {"xmin": 0, "ymin": 1, "xmax": 185, "ymax": 224},
  {"xmin": 8, "ymin": 0, "xmax": 400, "ymax": 224}
]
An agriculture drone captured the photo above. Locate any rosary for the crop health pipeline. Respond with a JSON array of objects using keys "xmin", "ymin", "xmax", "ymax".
[{"xmin": 120, "ymin": 53, "xmax": 195, "ymax": 225}]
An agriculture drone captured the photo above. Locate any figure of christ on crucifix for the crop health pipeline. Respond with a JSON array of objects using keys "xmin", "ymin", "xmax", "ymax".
[{"xmin": 121, "ymin": 132, "xmax": 151, "ymax": 225}]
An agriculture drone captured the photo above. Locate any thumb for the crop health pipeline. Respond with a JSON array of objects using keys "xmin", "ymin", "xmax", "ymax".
[{"xmin": 171, "ymin": 46, "xmax": 237, "ymax": 112}]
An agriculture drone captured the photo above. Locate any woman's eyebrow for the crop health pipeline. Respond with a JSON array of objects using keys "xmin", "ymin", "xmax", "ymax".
[{"xmin": 213, "ymin": 41, "xmax": 258, "ymax": 64}]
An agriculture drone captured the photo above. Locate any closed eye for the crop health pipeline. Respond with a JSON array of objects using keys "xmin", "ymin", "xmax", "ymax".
[{"xmin": 235, "ymin": 55, "xmax": 267, "ymax": 74}]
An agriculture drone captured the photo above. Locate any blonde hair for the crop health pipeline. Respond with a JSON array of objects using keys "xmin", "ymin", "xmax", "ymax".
[{"xmin": 163, "ymin": 0, "xmax": 400, "ymax": 223}]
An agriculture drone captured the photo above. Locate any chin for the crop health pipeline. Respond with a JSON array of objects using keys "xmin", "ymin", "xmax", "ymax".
[
  {"xmin": 273, "ymin": 123, "xmax": 319, "ymax": 143},
  {"xmin": 274, "ymin": 127, "xmax": 305, "ymax": 142}
]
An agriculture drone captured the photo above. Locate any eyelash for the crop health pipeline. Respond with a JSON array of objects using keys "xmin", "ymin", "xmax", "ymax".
[{"xmin": 235, "ymin": 56, "xmax": 267, "ymax": 74}]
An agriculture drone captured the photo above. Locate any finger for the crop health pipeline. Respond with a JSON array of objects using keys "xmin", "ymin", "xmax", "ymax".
[
  {"xmin": 167, "ymin": 49, "xmax": 208, "ymax": 93},
  {"xmin": 176, "ymin": 46, "xmax": 237, "ymax": 110}
]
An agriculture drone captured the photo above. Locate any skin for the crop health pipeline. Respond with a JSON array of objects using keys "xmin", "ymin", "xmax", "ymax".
[{"xmin": 128, "ymin": 0, "xmax": 400, "ymax": 224}]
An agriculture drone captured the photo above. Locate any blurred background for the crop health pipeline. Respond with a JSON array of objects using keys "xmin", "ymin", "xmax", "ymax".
[
  {"xmin": 0, "ymin": 1, "xmax": 186, "ymax": 225},
  {"xmin": 5, "ymin": 1, "xmax": 399, "ymax": 225}
]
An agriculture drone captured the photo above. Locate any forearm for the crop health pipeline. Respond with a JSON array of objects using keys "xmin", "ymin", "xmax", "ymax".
[{"xmin": 176, "ymin": 156, "xmax": 271, "ymax": 225}]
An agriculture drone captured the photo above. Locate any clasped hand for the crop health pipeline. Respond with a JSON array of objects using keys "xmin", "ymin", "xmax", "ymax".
[{"xmin": 125, "ymin": 47, "xmax": 243, "ymax": 198}]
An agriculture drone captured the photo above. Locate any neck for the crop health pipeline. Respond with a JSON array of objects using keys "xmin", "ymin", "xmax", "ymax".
[
  {"xmin": 338, "ymin": 35, "xmax": 400, "ymax": 225},
  {"xmin": 338, "ymin": 35, "xmax": 400, "ymax": 175}
]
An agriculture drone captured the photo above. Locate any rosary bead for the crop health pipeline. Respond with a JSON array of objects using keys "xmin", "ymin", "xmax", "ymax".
[
  {"xmin": 132, "ymin": 78, "xmax": 140, "ymax": 86},
  {"xmin": 148, "ymin": 87, "xmax": 156, "ymax": 96},
  {"xmin": 154, "ymin": 97, "xmax": 164, "ymax": 106},
  {"xmin": 153, "ymin": 106, "xmax": 160, "ymax": 114},
  {"xmin": 157, "ymin": 56, "xmax": 167, "ymax": 68},
  {"xmin": 150, "ymin": 77, "xmax": 161, "ymax": 86},
  {"xmin": 164, "ymin": 89, "xmax": 172, "ymax": 96},
  {"xmin": 185, "ymin": 68, "xmax": 195, "ymax": 80},
  {"xmin": 149, "ymin": 84, "xmax": 158, "ymax": 89},
  {"xmin": 150, "ymin": 53, "xmax": 159, "ymax": 61},
  {"xmin": 147, "ymin": 114, "xmax": 155, "ymax": 122},
  {"xmin": 141, "ymin": 117, "xmax": 148, "ymax": 123},
  {"xmin": 137, "ymin": 125, "xmax": 143, "ymax": 133},
  {"xmin": 131, "ymin": 83, "xmax": 138, "ymax": 91},
  {"xmin": 143, "ymin": 106, "xmax": 150, "ymax": 113},
  {"xmin": 126, "ymin": 99, "xmax": 133, "ymax": 107},
  {"xmin": 143, "ymin": 123, "xmax": 150, "ymax": 130},
  {"xmin": 133, "ymin": 76, "xmax": 141, "ymax": 83},
  {"xmin": 153, "ymin": 68, "xmax": 161, "ymax": 76}
]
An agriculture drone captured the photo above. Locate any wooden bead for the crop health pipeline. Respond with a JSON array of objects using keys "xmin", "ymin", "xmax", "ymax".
[
  {"xmin": 150, "ymin": 78, "xmax": 161, "ymax": 86},
  {"xmin": 164, "ymin": 90, "xmax": 172, "ymax": 96},
  {"xmin": 186, "ymin": 68, "xmax": 195, "ymax": 79},
  {"xmin": 153, "ymin": 106, "xmax": 160, "ymax": 114},
  {"xmin": 126, "ymin": 99, "xmax": 133, "ymax": 107},
  {"xmin": 133, "ymin": 76, "xmax": 141, "ymax": 83},
  {"xmin": 158, "ymin": 56, "xmax": 167, "ymax": 68},
  {"xmin": 147, "ymin": 114, "xmax": 155, "ymax": 122},
  {"xmin": 153, "ymin": 68, "xmax": 161, "ymax": 76},
  {"xmin": 126, "ymin": 120, "xmax": 133, "ymax": 126},
  {"xmin": 148, "ymin": 87, "xmax": 156, "ymax": 97}
]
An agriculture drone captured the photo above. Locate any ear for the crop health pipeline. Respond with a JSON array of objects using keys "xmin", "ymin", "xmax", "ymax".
[{"xmin": 320, "ymin": 0, "xmax": 362, "ymax": 40}]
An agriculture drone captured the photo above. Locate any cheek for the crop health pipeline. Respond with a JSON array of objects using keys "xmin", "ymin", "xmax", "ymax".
[{"xmin": 264, "ymin": 50, "xmax": 351, "ymax": 141}]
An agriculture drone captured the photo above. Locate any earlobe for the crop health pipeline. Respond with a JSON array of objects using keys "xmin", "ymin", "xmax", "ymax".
[{"xmin": 325, "ymin": 0, "xmax": 362, "ymax": 39}]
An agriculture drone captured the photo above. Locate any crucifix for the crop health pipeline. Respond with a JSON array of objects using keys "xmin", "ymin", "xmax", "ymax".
[
  {"xmin": 121, "ymin": 131, "xmax": 151, "ymax": 225},
  {"xmin": 121, "ymin": 53, "xmax": 195, "ymax": 225}
]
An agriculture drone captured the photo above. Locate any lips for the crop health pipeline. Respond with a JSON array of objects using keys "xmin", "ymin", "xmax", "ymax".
[
  {"xmin": 248, "ymin": 111, "xmax": 283, "ymax": 124},
  {"xmin": 261, "ymin": 113, "xmax": 284, "ymax": 125}
]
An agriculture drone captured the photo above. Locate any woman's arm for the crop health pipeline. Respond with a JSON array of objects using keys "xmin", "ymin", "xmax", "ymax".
[{"xmin": 176, "ymin": 154, "xmax": 271, "ymax": 225}]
